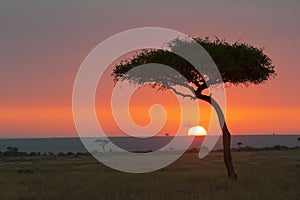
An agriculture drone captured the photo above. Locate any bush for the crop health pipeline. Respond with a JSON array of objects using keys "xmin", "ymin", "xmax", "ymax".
[
  {"xmin": 17, "ymin": 169, "xmax": 34, "ymax": 174},
  {"xmin": 29, "ymin": 152, "xmax": 37, "ymax": 156},
  {"xmin": 76, "ymin": 152, "xmax": 89, "ymax": 156},
  {"xmin": 58, "ymin": 152, "xmax": 65, "ymax": 156},
  {"xmin": 3, "ymin": 146, "xmax": 21, "ymax": 156},
  {"xmin": 272, "ymin": 145, "xmax": 289, "ymax": 150}
]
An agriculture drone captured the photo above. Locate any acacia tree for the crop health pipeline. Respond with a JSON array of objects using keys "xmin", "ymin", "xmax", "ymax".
[
  {"xmin": 112, "ymin": 37, "xmax": 276, "ymax": 179},
  {"xmin": 95, "ymin": 139, "xmax": 110, "ymax": 152}
]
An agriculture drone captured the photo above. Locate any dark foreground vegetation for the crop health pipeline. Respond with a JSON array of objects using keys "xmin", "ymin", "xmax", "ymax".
[{"xmin": 0, "ymin": 148, "xmax": 299, "ymax": 200}]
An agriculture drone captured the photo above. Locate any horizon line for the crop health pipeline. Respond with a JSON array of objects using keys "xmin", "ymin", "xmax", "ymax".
[{"xmin": 0, "ymin": 133, "xmax": 299, "ymax": 140}]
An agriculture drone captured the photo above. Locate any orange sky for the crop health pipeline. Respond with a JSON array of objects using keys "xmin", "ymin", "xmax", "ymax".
[
  {"xmin": 1, "ymin": 71, "xmax": 299, "ymax": 138},
  {"xmin": 1, "ymin": 1, "xmax": 300, "ymax": 138},
  {"xmin": 1, "ymin": 91, "xmax": 299, "ymax": 138}
]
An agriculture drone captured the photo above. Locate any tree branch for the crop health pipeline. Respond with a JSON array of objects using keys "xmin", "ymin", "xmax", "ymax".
[
  {"xmin": 168, "ymin": 86, "xmax": 196, "ymax": 100},
  {"xmin": 195, "ymin": 92, "xmax": 224, "ymax": 127},
  {"xmin": 196, "ymin": 83, "xmax": 208, "ymax": 94}
]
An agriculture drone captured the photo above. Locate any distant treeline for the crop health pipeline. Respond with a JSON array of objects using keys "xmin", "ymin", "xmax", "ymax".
[
  {"xmin": 232, "ymin": 145, "xmax": 300, "ymax": 151},
  {"xmin": 185, "ymin": 145, "xmax": 300, "ymax": 153},
  {"xmin": 0, "ymin": 145, "xmax": 299, "ymax": 157},
  {"xmin": 0, "ymin": 146, "xmax": 89, "ymax": 157}
]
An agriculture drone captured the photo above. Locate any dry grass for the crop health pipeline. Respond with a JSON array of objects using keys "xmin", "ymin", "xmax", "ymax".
[{"xmin": 0, "ymin": 150, "xmax": 299, "ymax": 200}]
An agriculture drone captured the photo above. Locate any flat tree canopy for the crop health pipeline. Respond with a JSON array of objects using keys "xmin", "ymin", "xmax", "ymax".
[{"xmin": 113, "ymin": 37, "xmax": 275, "ymax": 92}]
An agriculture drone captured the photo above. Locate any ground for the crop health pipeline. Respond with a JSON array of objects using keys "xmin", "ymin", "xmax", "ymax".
[{"xmin": 0, "ymin": 150, "xmax": 299, "ymax": 200}]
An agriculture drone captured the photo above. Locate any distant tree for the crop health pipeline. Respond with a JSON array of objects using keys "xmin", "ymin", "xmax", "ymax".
[
  {"xmin": 0, "ymin": 151, "xmax": 2, "ymax": 157},
  {"xmin": 48, "ymin": 152, "xmax": 54, "ymax": 156},
  {"xmin": 273, "ymin": 145, "xmax": 288, "ymax": 150},
  {"xmin": 67, "ymin": 152, "xmax": 75, "ymax": 156},
  {"xmin": 29, "ymin": 152, "xmax": 37, "ymax": 156},
  {"xmin": 76, "ymin": 152, "xmax": 89, "ymax": 156},
  {"xmin": 58, "ymin": 152, "xmax": 65, "ymax": 156},
  {"xmin": 7, "ymin": 146, "xmax": 18, "ymax": 153},
  {"xmin": 95, "ymin": 139, "xmax": 110, "ymax": 152},
  {"xmin": 237, "ymin": 142, "xmax": 243, "ymax": 150},
  {"xmin": 4, "ymin": 146, "xmax": 19, "ymax": 156},
  {"xmin": 113, "ymin": 37, "xmax": 276, "ymax": 179}
]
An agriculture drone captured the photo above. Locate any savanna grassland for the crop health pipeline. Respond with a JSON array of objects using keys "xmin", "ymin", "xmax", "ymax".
[{"xmin": 0, "ymin": 150, "xmax": 299, "ymax": 200}]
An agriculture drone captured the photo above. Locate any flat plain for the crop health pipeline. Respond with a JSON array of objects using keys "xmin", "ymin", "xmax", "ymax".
[{"xmin": 0, "ymin": 149, "xmax": 299, "ymax": 200}]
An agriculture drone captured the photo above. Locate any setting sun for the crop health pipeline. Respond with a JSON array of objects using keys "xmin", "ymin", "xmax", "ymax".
[{"xmin": 188, "ymin": 126, "xmax": 207, "ymax": 136}]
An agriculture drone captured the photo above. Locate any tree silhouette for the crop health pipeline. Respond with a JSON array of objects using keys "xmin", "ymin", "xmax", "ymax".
[
  {"xmin": 5, "ymin": 146, "xmax": 19, "ymax": 156},
  {"xmin": 7, "ymin": 146, "xmax": 18, "ymax": 153},
  {"xmin": 112, "ymin": 37, "xmax": 276, "ymax": 179},
  {"xmin": 237, "ymin": 142, "xmax": 243, "ymax": 150},
  {"xmin": 95, "ymin": 139, "xmax": 110, "ymax": 152}
]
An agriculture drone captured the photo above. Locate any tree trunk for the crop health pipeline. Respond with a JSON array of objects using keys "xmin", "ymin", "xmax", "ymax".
[
  {"xmin": 196, "ymin": 93, "xmax": 238, "ymax": 180},
  {"xmin": 222, "ymin": 121, "xmax": 238, "ymax": 180}
]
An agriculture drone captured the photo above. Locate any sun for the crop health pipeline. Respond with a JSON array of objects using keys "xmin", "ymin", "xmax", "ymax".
[{"xmin": 188, "ymin": 126, "xmax": 207, "ymax": 136}]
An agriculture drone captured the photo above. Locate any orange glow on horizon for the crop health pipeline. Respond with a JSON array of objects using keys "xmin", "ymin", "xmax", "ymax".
[{"xmin": 1, "ymin": 104, "xmax": 300, "ymax": 138}]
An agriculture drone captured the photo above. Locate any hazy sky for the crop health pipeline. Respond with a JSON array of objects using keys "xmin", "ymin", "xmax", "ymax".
[{"xmin": 1, "ymin": 0, "xmax": 300, "ymax": 137}]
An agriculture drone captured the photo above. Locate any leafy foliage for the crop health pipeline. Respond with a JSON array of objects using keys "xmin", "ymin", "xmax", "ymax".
[{"xmin": 113, "ymin": 37, "xmax": 276, "ymax": 92}]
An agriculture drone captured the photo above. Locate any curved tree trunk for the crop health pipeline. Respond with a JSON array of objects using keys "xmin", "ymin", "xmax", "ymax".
[
  {"xmin": 221, "ymin": 121, "xmax": 238, "ymax": 180},
  {"xmin": 196, "ymin": 93, "xmax": 238, "ymax": 180}
]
